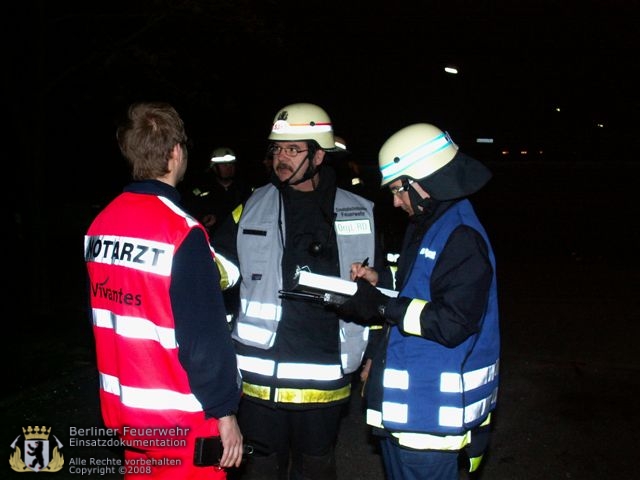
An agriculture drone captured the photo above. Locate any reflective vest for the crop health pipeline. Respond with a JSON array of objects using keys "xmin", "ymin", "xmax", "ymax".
[
  {"xmin": 233, "ymin": 184, "xmax": 375, "ymax": 404},
  {"xmin": 84, "ymin": 192, "xmax": 213, "ymax": 442},
  {"xmin": 367, "ymin": 200, "xmax": 499, "ymax": 451}
]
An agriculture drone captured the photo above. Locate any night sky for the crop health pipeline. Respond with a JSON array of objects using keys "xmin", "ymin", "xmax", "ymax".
[
  {"xmin": 4, "ymin": 0, "xmax": 639, "ymax": 338},
  {"xmin": 6, "ymin": 0, "xmax": 639, "ymax": 205}
]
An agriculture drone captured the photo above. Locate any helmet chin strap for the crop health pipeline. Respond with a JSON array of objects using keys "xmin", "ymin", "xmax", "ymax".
[{"xmin": 408, "ymin": 188, "xmax": 437, "ymax": 217}]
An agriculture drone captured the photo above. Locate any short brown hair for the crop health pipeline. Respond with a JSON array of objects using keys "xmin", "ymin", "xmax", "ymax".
[{"xmin": 116, "ymin": 102, "xmax": 188, "ymax": 180}]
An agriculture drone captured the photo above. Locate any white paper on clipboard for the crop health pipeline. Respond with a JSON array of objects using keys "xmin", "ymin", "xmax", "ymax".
[{"xmin": 293, "ymin": 271, "xmax": 398, "ymax": 298}]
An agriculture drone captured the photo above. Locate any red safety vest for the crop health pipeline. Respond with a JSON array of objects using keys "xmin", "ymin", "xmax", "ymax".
[{"xmin": 85, "ymin": 192, "xmax": 217, "ymax": 446}]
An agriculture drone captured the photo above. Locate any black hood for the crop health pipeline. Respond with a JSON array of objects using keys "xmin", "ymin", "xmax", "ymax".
[{"xmin": 416, "ymin": 150, "xmax": 492, "ymax": 201}]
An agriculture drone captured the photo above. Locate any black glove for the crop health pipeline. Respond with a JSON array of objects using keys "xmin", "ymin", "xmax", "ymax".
[{"xmin": 336, "ymin": 278, "xmax": 391, "ymax": 324}]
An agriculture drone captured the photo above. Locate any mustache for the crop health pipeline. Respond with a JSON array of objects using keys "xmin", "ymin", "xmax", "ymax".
[{"xmin": 276, "ymin": 163, "xmax": 293, "ymax": 173}]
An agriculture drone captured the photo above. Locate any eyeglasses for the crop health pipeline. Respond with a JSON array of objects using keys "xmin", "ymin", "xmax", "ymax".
[
  {"xmin": 268, "ymin": 145, "xmax": 308, "ymax": 157},
  {"xmin": 389, "ymin": 179, "xmax": 414, "ymax": 196}
]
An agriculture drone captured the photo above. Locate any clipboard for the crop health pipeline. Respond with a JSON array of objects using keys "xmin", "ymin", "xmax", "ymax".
[{"xmin": 279, "ymin": 271, "xmax": 397, "ymax": 306}]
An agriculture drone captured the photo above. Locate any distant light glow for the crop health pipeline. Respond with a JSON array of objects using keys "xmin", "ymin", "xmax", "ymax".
[
  {"xmin": 520, "ymin": 150, "xmax": 528, "ymax": 155},
  {"xmin": 596, "ymin": 123, "xmax": 604, "ymax": 128},
  {"xmin": 501, "ymin": 150, "xmax": 509, "ymax": 155},
  {"xmin": 444, "ymin": 66, "xmax": 458, "ymax": 74},
  {"xmin": 476, "ymin": 138, "xmax": 494, "ymax": 144},
  {"xmin": 555, "ymin": 107, "xmax": 561, "ymax": 112}
]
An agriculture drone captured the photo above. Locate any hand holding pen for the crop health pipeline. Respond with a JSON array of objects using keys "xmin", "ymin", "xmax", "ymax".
[{"xmin": 350, "ymin": 257, "xmax": 378, "ymax": 285}]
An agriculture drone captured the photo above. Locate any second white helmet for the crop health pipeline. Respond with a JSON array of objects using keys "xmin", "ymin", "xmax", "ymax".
[
  {"xmin": 210, "ymin": 147, "xmax": 237, "ymax": 164},
  {"xmin": 379, "ymin": 123, "xmax": 492, "ymax": 200},
  {"xmin": 378, "ymin": 123, "xmax": 459, "ymax": 186}
]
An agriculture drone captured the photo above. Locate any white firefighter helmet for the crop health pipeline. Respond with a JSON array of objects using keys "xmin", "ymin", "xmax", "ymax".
[
  {"xmin": 378, "ymin": 123, "xmax": 459, "ymax": 186},
  {"xmin": 268, "ymin": 103, "xmax": 337, "ymax": 150},
  {"xmin": 210, "ymin": 146, "xmax": 237, "ymax": 164},
  {"xmin": 379, "ymin": 123, "xmax": 492, "ymax": 200}
]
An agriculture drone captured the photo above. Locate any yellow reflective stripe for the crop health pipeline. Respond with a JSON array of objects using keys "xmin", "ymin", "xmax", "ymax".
[
  {"xmin": 402, "ymin": 299, "xmax": 427, "ymax": 336},
  {"xmin": 367, "ymin": 409, "xmax": 491, "ymax": 456},
  {"xmin": 390, "ymin": 265, "xmax": 398, "ymax": 290},
  {"xmin": 468, "ymin": 413, "xmax": 491, "ymax": 472},
  {"xmin": 392, "ymin": 430, "xmax": 471, "ymax": 451},
  {"xmin": 214, "ymin": 252, "xmax": 240, "ymax": 290},
  {"xmin": 480, "ymin": 412, "xmax": 492, "ymax": 427},
  {"xmin": 276, "ymin": 385, "xmax": 351, "ymax": 403},
  {"xmin": 215, "ymin": 256, "xmax": 230, "ymax": 290},
  {"xmin": 242, "ymin": 382, "xmax": 351, "ymax": 404},
  {"xmin": 242, "ymin": 382, "xmax": 271, "ymax": 400},
  {"xmin": 232, "ymin": 204, "xmax": 243, "ymax": 224},
  {"xmin": 469, "ymin": 454, "xmax": 483, "ymax": 472}
]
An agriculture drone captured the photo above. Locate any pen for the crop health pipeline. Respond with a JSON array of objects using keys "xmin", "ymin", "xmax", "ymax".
[{"xmin": 352, "ymin": 257, "xmax": 369, "ymax": 281}]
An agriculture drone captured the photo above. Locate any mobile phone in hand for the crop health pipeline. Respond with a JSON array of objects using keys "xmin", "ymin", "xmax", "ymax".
[{"xmin": 193, "ymin": 436, "xmax": 223, "ymax": 467}]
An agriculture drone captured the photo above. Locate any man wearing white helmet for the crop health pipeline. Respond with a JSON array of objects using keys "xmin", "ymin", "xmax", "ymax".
[
  {"xmin": 182, "ymin": 146, "xmax": 253, "ymax": 233},
  {"xmin": 212, "ymin": 103, "xmax": 391, "ymax": 479},
  {"xmin": 336, "ymin": 124, "xmax": 500, "ymax": 479}
]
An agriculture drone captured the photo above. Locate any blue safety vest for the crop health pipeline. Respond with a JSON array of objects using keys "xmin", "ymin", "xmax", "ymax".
[{"xmin": 369, "ymin": 200, "xmax": 499, "ymax": 449}]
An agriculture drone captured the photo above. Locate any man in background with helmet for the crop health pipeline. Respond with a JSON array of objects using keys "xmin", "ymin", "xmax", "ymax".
[
  {"xmin": 181, "ymin": 146, "xmax": 253, "ymax": 330},
  {"xmin": 183, "ymin": 146, "xmax": 253, "ymax": 234},
  {"xmin": 323, "ymin": 135, "xmax": 366, "ymax": 197},
  {"xmin": 211, "ymin": 103, "xmax": 391, "ymax": 480},
  {"xmin": 336, "ymin": 123, "xmax": 500, "ymax": 479}
]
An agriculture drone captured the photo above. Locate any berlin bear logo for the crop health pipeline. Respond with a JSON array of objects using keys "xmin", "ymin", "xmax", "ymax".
[{"xmin": 9, "ymin": 426, "xmax": 64, "ymax": 472}]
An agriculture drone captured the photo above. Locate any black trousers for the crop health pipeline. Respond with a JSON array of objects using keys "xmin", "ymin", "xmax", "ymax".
[{"xmin": 236, "ymin": 397, "xmax": 344, "ymax": 479}]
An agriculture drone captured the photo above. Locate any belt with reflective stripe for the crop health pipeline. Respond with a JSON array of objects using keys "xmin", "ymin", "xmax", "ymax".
[
  {"xmin": 393, "ymin": 430, "xmax": 471, "ymax": 451},
  {"xmin": 243, "ymin": 382, "xmax": 351, "ymax": 404},
  {"xmin": 367, "ymin": 407, "xmax": 472, "ymax": 451}
]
